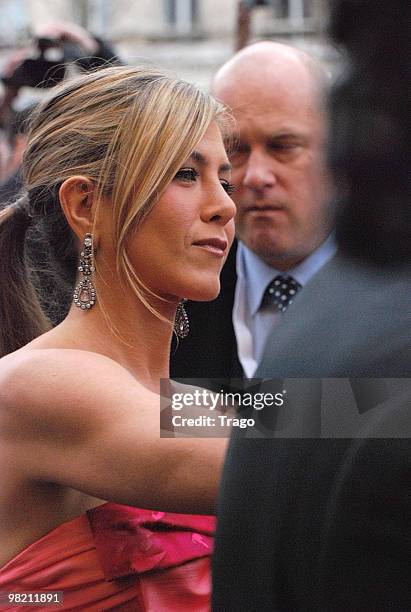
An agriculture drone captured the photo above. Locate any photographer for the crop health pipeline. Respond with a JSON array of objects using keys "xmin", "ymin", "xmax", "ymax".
[{"xmin": 0, "ymin": 22, "xmax": 122, "ymax": 127}]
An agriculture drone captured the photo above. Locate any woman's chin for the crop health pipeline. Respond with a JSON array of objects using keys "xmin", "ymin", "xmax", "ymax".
[{"xmin": 185, "ymin": 280, "xmax": 220, "ymax": 303}]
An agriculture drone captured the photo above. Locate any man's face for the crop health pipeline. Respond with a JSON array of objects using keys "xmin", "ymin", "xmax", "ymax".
[{"xmin": 215, "ymin": 68, "xmax": 333, "ymax": 270}]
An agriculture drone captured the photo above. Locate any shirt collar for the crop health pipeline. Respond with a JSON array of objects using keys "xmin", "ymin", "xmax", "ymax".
[{"xmin": 237, "ymin": 233, "xmax": 337, "ymax": 317}]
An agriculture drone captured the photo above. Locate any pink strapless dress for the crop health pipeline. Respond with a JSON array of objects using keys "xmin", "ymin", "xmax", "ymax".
[{"xmin": 0, "ymin": 503, "xmax": 215, "ymax": 611}]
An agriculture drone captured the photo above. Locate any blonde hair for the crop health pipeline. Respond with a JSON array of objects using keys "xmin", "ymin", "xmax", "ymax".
[{"xmin": 0, "ymin": 65, "xmax": 229, "ymax": 354}]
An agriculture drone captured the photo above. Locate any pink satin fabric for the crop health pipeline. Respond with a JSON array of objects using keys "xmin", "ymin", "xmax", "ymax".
[{"xmin": 0, "ymin": 503, "xmax": 215, "ymax": 611}]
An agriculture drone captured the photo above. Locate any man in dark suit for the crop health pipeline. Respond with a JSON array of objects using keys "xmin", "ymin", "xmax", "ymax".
[
  {"xmin": 212, "ymin": 1, "xmax": 411, "ymax": 609},
  {"xmin": 171, "ymin": 41, "xmax": 336, "ymax": 380}
]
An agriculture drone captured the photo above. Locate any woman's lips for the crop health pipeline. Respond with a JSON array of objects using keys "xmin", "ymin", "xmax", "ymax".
[{"xmin": 192, "ymin": 237, "xmax": 228, "ymax": 257}]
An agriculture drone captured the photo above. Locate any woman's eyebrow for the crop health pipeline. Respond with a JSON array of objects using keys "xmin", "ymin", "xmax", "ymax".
[{"xmin": 188, "ymin": 150, "xmax": 231, "ymax": 172}]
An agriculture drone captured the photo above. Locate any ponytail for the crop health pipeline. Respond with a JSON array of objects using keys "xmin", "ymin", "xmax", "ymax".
[{"xmin": 0, "ymin": 195, "xmax": 51, "ymax": 357}]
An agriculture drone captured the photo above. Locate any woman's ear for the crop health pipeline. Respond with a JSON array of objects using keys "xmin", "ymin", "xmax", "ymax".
[{"xmin": 59, "ymin": 176, "xmax": 96, "ymax": 241}]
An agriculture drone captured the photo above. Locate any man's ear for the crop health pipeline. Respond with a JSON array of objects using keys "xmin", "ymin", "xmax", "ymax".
[{"xmin": 59, "ymin": 176, "xmax": 96, "ymax": 241}]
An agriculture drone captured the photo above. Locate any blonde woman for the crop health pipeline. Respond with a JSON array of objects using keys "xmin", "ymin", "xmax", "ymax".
[{"xmin": 0, "ymin": 66, "xmax": 235, "ymax": 610}]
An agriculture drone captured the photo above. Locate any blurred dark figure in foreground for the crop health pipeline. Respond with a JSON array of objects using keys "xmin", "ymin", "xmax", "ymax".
[
  {"xmin": 0, "ymin": 22, "xmax": 121, "ymax": 128},
  {"xmin": 213, "ymin": 1, "xmax": 410, "ymax": 610},
  {"xmin": 256, "ymin": 0, "xmax": 410, "ymax": 377}
]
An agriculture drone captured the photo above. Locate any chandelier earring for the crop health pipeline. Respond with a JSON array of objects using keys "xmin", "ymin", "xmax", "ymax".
[
  {"xmin": 174, "ymin": 298, "xmax": 189, "ymax": 338},
  {"xmin": 73, "ymin": 233, "xmax": 97, "ymax": 310}
]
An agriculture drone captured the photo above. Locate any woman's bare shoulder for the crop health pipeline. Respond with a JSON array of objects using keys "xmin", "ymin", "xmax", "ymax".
[
  {"xmin": 0, "ymin": 347, "xmax": 144, "ymax": 417},
  {"xmin": 0, "ymin": 349, "xmax": 223, "ymax": 514}
]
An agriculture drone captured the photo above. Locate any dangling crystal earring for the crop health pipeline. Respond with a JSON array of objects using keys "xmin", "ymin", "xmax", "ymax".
[
  {"xmin": 174, "ymin": 298, "xmax": 189, "ymax": 338},
  {"xmin": 73, "ymin": 233, "xmax": 96, "ymax": 310}
]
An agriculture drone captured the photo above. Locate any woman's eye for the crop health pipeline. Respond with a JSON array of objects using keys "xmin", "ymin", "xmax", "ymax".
[
  {"xmin": 175, "ymin": 168, "xmax": 199, "ymax": 182},
  {"xmin": 221, "ymin": 180, "xmax": 236, "ymax": 195}
]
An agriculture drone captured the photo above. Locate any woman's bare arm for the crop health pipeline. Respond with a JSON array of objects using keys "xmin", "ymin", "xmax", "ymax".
[{"xmin": 0, "ymin": 349, "xmax": 227, "ymax": 514}]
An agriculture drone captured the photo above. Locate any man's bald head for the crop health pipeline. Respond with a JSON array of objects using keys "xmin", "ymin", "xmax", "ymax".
[
  {"xmin": 211, "ymin": 41, "xmax": 328, "ymax": 112},
  {"xmin": 211, "ymin": 41, "xmax": 333, "ymax": 271}
]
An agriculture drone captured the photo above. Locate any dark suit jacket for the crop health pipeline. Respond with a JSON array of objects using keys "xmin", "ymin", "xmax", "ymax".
[
  {"xmin": 212, "ymin": 255, "xmax": 411, "ymax": 611},
  {"xmin": 257, "ymin": 255, "xmax": 411, "ymax": 378},
  {"xmin": 170, "ymin": 241, "xmax": 243, "ymax": 380}
]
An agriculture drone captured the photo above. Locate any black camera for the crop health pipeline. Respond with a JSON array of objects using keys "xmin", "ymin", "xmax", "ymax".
[
  {"xmin": 1, "ymin": 36, "xmax": 121, "ymax": 90},
  {"xmin": 1, "ymin": 37, "xmax": 66, "ymax": 89}
]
